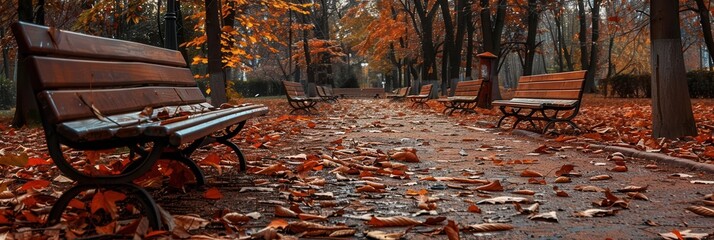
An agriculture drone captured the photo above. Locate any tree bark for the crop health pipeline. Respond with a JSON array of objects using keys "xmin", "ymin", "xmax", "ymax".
[
  {"xmin": 650, "ymin": 0, "xmax": 697, "ymax": 138},
  {"xmin": 1, "ymin": 28, "xmax": 9, "ymax": 79},
  {"xmin": 479, "ymin": 0, "xmax": 505, "ymax": 103},
  {"xmin": 176, "ymin": 0, "xmax": 189, "ymax": 65},
  {"xmin": 556, "ymin": 2, "xmax": 574, "ymax": 71},
  {"xmin": 465, "ymin": 8, "xmax": 474, "ymax": 79},
  {"xmin": 583, "ymin": 0, "xmax": 600, "ymax": 93},
  {"xmin": 413, "ymin": 0, "xmax": 438, "ymax": 81},
  {"xmin": 206, "ymin": 0, "xmax": 227, "ymax": 104},
  {"xmin": 523, "ymin": 0, "xmax": 538, "ymax": 76},
  {"xmin": 12, "ymin": 1, "xmax": 40, "ymax": 128},
  {"xmin": 577, "ymin": 0, "xmax": 588, "ymax": 71},
  {"xmin": 695, "ymin": 0, "xmax": 714, "ymax": 64}
]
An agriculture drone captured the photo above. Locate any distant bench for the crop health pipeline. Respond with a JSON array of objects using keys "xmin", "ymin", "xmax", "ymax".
[{"xmin": 333, "ymin": 88, "xmax": 385, "ymax": 98}]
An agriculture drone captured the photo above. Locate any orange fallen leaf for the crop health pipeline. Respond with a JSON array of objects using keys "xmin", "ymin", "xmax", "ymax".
[
  {"xmin": 366, "ymin": 216, "xmax": 421, "ymax": 227},
  {"xmin": 19, "ymin": 179, "xmax": 50, "ymax": 191},
  {"xmin": 467, "ymin": 204, "xmax": 482, "ymax": 213},
  {"xmin": 520, "ymin": 170, "xmax": 543, "ymax": 177},
  {"xmin": 203, "ymin": 187, "xmax": 223, "ymax": 200},
  {"xmin": 475, "ymin": 180, "xmax": 504, "ymax": 192},
  {"xmin": 298, "ymin": 213, "xmax": 328, "ymax": 221},
  {"xmin": 391, "ymin": 152, "xmax": 419, "ymax": 162},
  {"xmin": 555, "ymin": 164, "xmax": 575, "ymax": 176}
]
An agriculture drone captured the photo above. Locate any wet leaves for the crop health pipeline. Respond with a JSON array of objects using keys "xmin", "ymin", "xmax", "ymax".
[
  {"xmin": 573, "ymin": 209, "xmax": 618, "ymax": 218},
  {"xmin": 466, "ymin": 223, "xmax": 514, "ymax": 232},
  {"xmin": 528, "ymin": 211, "xmax": 558, "ymax": 222},
  {"xmin": 477, "ymin": 196, "xmax": 529, "ymax": 204},
  {"xmin": 366, "ymin": 216, "xmax": 421, "ymax": 227},
  {"xmin": 685, "ymin": 206, "xmax": 714, "ymax": 217},
  {"xmin": 520, "ymin": 169, "xmax": 543, "ymax": 177}
]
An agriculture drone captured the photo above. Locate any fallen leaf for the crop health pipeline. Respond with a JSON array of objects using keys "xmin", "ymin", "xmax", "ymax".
[
  {"xmin": 474, "ymin": 180, "xmax": 503, "ymax": 192},
  {"xmin": 512, "ymin": 189, "xmax": 536, "ymax": 195},
  {"xmin": 659, "ymin": 229, "xmax": 709, "ymax": 240},
  {"xmin": 610, "ymin": 165, "xmax": 628, "ymax": 172},
  {"xmin": 528, "ymin": 178, "xmax": 546, "ymax": 185},
  {"xmin": 626, "ymin": 192, "xmax": 650, "ymax": 201},
  {"xmin": 589, "ymin": 175, "xmax": 612, "ymax": 181},
  {"xmin": 690, "ymin": 180, "xmax": 714, "ymax": 184},
  {"xmin": 685, "ymin": 206, "xmax": 714, "ymax": 217},
  {"xmin": 174, "ymin": 214, "xmax": 209, "ymax": 231},
  {"xmin": 467, "ymin": 204, "xmax": 481, "ymax": 213},
  {"xmin": 267, "ymin": 219, "xmax": 289, "ymax": 229},
  {"xmin": 366, "ymin": 216, "xmax": 421, "ymax": 227},
  {"xmin": 391, "ymin": 152, "xmax": 419, "ymax": 162},
  {"xmin": 477, "ymin": 196, "xmax": 529, "ymax": 204},
  {"xmin": 19, "ymin": 179, "xmax": 51, "ymax": 191},
  {"xmin": 514, "ymin": 202, "xmax": 539, "ymax": 214},
  {"xmin": 0, "ymin": 153, "xmax": 29, "ymax": 167},
  {"xmin": 553, "ymin": 186, "xmax": 569, "ymax": 197},
  {"xmin": 520, "ymin": 169, "xmax": 543, "ymax": 177},
  {"xmin": 239, "ymin": 187, "xmax": 274, "ymax": 193},
  {"xmin": 528, "ymin": 211, "xmax": 558, "ymax": 222},
  {"xmin": 298, "ymin": 213, "xmax": 328, "ymax": 221},
  {"xmin": 574, "ymin": 185, "xmax": 606, "ymax": 192},
  {"xmin": 573, "ymin": 209, "xmax": 618, "ymax": 217},
  {"xmin": 222, "ymin": 212, "xmax": 251, "ymax": 225},
  {"xmin": 366, "ymin": 231, "xmax": 404, "ymax": 240},
  {"xmin": 203, "ymin": 187, "xmax": 222, "ymax": 200},
  {"xmin": 329, "ymin": 229, "xmax": 357, "ymax": 237},
  {"xmin": 444, "ymin": 220, "xmax": 460, "ymax": 240},
  {"xmin": 554, "ymin": 176, "xmax": 571, "ymax": 183},
  {"xmin": 466, "ymin": 223, "xmax": 513, "ymax": 232},
  {"xmin": 555, "ymin": 164, "xmax": 575, "ymax": 176},
  {"xmin": 275, "ymin": 206, "xmax": 298, "ymax": 218}
]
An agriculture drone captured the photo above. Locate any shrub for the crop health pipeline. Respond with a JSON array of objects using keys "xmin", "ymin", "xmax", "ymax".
[
  {"xmin": 0, "ymin": 76, "xmax": 15, "ymax": 110},
  {"xmin": 602, "ymin": 74, "xmax": 651, "ymax": 98},
  {"xmin": 686, "ymin": 70, "xmax": 714, "ymax": 98}
]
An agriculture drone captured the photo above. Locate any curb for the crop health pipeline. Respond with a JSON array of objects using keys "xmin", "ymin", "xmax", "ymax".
[
  {"xmin": 589, "ymin": 144, "xmax": 714, "ymax": 174},
  {"xmin": 507, "ymin": 129, "xmax": 714, "ymax": 174}
]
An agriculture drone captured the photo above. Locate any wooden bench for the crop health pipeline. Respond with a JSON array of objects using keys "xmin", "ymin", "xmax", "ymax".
[
  {"xmin": 386, "ymin": 87, "xmax": 411, "ymax": 101},
  {"xmin": 492, "ymin": 70, "xmax": 587, "ymax": 133},
  {"xmin": 12, "ymin": 22, "xmax": 269, "ymax": 230},
  {"xmin": 316, "ymin": 85, "xmax": 339, "ymax": 103},
  {"xmin": 406, "ymin": 84, "xmax": 433, "ymax": 108},
  {"xmin": 283, "ymin": 80, "xmax": 320, "ymax": 114},
  {"xmin": 437, "ymin": 79, "xmax": 483, "ymax": 115}
]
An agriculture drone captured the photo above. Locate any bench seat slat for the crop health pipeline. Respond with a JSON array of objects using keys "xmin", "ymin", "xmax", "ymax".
[
  {"xmin": 143, "ymin": 105, "xmax": 265, "ymax": 138},
  {"xmin": 30, "ymin": 56, "xmax": 196, "ymax": 89},
  {"xmin": 516, "ymin": 79, "xmax": 584, "ymax": 91},
  {"xmin": 517, "ymin": 71, "xmax": 587, "ymax": 83},
  {"xmin": 56, "ymin": 103, "xmax": 214, "ymax": 142},
  {"xmin": 39, "ymin": 87, "xmax": 206, "ymax": 123},
  {"xmin": 169, "ymin": 106, "xmax": 269, "ymax": 145}
]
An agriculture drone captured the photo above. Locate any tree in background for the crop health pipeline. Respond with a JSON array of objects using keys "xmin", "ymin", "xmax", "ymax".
[{"xmin": 649, "ymin": 0, "xmax": 697, "ymax": 138}]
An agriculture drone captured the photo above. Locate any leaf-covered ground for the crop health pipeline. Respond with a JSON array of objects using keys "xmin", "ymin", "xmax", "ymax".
[{"xmin": 0, "ymin": 96, "xmax": 713, "ymax": 239}]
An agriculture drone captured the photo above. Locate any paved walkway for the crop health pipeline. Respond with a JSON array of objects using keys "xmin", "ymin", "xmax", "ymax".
[{"xmin": 158, "ymin": 99, "xmax": 714, "ymax": 239}]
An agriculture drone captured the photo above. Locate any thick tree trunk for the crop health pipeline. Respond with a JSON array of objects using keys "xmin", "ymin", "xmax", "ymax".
[
  {"xmin": 584, "ymin": 0, "xmax": 600, "ymax": 93},
  {"xmin": 650, "ymin": 0, "xmax": 697, "ymax": 138},
  {"xmin": 301, "ymin": 13, "xmax": 315, "ymax": 94},
  {"xmin": 1, "ymin": 28, "xmax": 9, "ymax": 79},
  {"xmin": 465, "ymin": 11, "xmax": 474, "ymax": 79},
  {"xmin": 523, "ymin": 0, "xmax": 538, "ymax": 76},
  {"xmin": 479, "ymin": 0, "xmax": 505, "ymax": 103},
  {"xmin": 695, "ymin": 0, "xmax": 714, "ymax": 64},
  {"xmin": 414, "ymin": 0, "xmax": 438, "ymax": 81},
  {"xmin": 206, "ymin": 0, "xmax": 227, "ymax": 105},
  {"xmin": 556, "ymin": 5, "xmax": 574, "ymax": 71},
  {"xmin": 12, "ymin": 1, "xmax": 40, "ymax": 128}
]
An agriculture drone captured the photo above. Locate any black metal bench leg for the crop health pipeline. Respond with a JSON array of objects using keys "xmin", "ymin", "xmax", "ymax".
[
  {"xmin": 212, "ymin": 121, "xmax": 248, "ymax": 171},
  {"xmin": 47, "ymin": 183, "xmax": 162, "ymax": 230},
  {"xmin": 165, "ymin": 152, "xmax": 206, "ymax": 186}
]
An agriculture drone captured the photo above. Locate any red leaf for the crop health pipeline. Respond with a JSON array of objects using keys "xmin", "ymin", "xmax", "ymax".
[
  {"xmin": 204, "ymin": 187, "xmax": 223, "ymax": 200},
  {"xmin": 25, "ymin": 157, "xmax": 51, "ymax": 167},
  {"xmin": 19, "ymin": 180, "xmax": 50, "ymax": 191}
]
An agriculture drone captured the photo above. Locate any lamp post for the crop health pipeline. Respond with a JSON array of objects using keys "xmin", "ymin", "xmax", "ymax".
[
  {"xmin": 477, "ymin": 52, "xmax": 497, "ymax": 109},
  {"xmin": 164, "ymin": 0, "xmax": 177, "ymax": 50}
]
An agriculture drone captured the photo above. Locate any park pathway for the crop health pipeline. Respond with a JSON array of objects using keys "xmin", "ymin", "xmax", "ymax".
[{"xmin": 156, "ymin": 98, "xmax": 714, "ymax": 239}]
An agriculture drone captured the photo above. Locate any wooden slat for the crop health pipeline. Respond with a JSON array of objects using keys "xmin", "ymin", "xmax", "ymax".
[
  {"xmin": 283, "ymin": 81, "xmax": 307, "ymax": 99},
  {"xmin": 30, "ymin": 56, "xmax": 196, "ymax": 90},
  {"xmin": 419, "ymin": 84, "xmax": 433, "ymax": 95},
  {"xmin": 168, "ymin": 106, "xmax": 269, "ymax": 145},
  {"xmin": 12, "ymin": 22, "xmax": 186, "ymax": 67},
  {"xmin": 143, "ymin": 105, "xmax": 266, "ymax": 138},
  {"xmin": 40, "ymin": 87, "xmax": 206, "ymax": 123},
  {"xmin": 454, "ymin": 80, "xmax": 483, "ymax": 96},
  {"xmin": 516, "ymin": 79, "xmax": 584, "ymax": 91},
  {"xmin": 56, "ymin": 103, "xmax": 214, "ymax": 141},
  {"xmin": 513, "ymin": 89, "xmax": 581, "ymax": 99},
  {"xmin": 518, "ymin": 70, "xmax": 587, "ymax": 83}
]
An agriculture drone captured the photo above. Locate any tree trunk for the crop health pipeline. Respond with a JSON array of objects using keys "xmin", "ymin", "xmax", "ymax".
[
  {"xmin": 695, "ymin": 0, "xmax": 714, "ymax": 64},
  {"xmin": 577, "ymin": 0, "xmax": 588, "ymax": 71},
  {"xmin": 206, "ymin": 0, "xmax": 227, "ymax": 105},
  {"xmin": 35, "ymin": 0, "xmax": 45, "ymax": 25},
  {"xmin": 650, "ymin": 0, "xmax": 697, "ymax": 138},
  {"xmin": 479, "ymin": 0, "xmax": 505, "ymax": 103},
  {"xmin": 12, "ymin": 0, "xmax": 40, "ymax": 128},
  {"xmin": 556, "ymin": 2, "xmax": 574, "ymax": 71},
  {"xmin": 465, "ymin": 9, "xmax": 474, "ymax": 79},
  {"xmin": 584, "ymin": 0, "xmax": 600, "ymax": 93},
  {"xmin": 523, "ymin": 0, "xmax": 538, "ymax": 76},
  {"xmin": 1, "ymin": 28, "xmax": 9, "ymax": 79},
  {"xmin": 414, "ymin": 0, "xmax": 438, "ymax": 81},
  {"xmin": 301, "ymin": 13, "xmax": 315, "ymax": 93}
]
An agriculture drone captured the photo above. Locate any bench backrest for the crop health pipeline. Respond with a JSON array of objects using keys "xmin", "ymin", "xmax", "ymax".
[
  {"xmin": 418, "ymin": 84, "xmax": 433, "ymax": 95},
  {"xmin": 316, "ymin": 85, "xmax": 327, "ymax": 97},
  {"xmin": 514, "ymin": 71, "xmax": 587, "ymax": 100},
  {"xmin": 282, "ymin": 81, "xmax": 307, "ymax": 99},
  {"xmin": 454, "ymin": 79, "xmax": 484, "ymax": 97},
  {"xmin": 12, "ymin": 22, "xmax": 205, "ymax": 125}
]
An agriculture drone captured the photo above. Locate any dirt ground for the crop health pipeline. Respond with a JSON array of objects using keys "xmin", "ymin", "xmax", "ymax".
[{"xmin": 150, "ymin": 98, "xmax": 714, "ymax": 239}]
